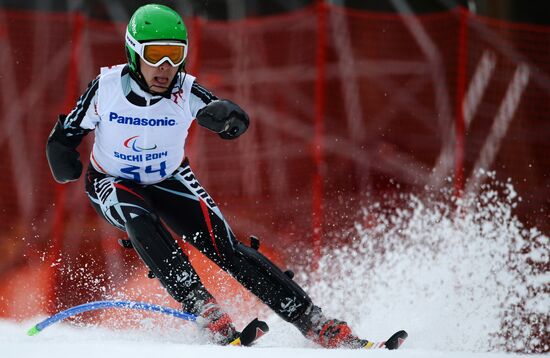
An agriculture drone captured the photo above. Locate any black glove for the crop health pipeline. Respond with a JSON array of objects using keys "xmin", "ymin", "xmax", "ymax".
[
  {"xmin": 196, "ymin": 99, "xmax": 249, "ymax": 139},
  {"xmin": 46, "ymin": 115, "xmax": 83, "ymax": 183}
]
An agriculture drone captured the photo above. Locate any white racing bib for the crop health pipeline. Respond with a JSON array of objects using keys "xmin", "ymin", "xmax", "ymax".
[{"xmin": 92, "ymin": 65, "xmax": 195, "ymax": 184}]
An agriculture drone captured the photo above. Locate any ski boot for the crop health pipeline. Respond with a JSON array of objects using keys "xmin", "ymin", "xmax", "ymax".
[
  {"xmin": 184, "ymin": 289, "xmax": 238, "ymax": 345},
  {"xmin": 184, "ymin": 288, "xmax": 268, "ymax": 346},
  {"xmin": 295, "ymin": 305, "xmax": 407, "ymax": 349},
  {"xmin": 194, "ymin": 297, "xmax": 239, "ymax": 345}
]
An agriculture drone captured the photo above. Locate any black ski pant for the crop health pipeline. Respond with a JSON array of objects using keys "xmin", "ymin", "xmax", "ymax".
[{"xmin": 85, "ymin": 159, "xmax": 311, "ymax": 323}]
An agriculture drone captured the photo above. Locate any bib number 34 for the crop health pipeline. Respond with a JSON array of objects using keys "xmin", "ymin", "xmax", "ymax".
[{"xmin": 121, "ymin": 161, "xmax": 167, "ymax": 182}]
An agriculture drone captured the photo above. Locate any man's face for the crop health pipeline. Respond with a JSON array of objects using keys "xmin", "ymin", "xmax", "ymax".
[{"xmin": 139, "ymin": 58, "xmax": 179, "ymax": 93}]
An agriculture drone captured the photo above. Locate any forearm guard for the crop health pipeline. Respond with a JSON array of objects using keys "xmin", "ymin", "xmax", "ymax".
[{"xmin": 46, "ymin": 115, "xmax": 83, "ymax": 183}]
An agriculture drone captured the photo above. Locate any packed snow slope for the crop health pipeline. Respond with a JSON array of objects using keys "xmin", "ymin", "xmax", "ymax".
[
  {"xmin": 2, "ymin": 173, "xmax": 548, "ymax": 357},
  {"xmin": 0, "ymin": 320, "xmax": 535, "ymax": 358}
]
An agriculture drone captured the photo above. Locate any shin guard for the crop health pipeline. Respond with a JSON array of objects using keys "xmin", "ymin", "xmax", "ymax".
[
  {"xmin": 125, "ymin": 213, "xmax": 202, "ymax": 302},
  {"xmin": 231, "ymin": 241, "xmax": 312, "ymax": 322}
]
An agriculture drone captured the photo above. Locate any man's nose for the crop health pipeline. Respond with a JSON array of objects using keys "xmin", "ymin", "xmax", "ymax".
[{"xmin": 158, "ymin": 60, "xmax": 171, "ymax": 70}]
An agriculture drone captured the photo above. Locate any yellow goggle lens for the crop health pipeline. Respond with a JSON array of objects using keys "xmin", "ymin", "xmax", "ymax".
[{"xmin": 143, "ymin": 44, "xmax": 185, "ymax": 65}]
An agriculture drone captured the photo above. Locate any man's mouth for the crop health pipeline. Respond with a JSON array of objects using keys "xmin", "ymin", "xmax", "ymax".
[{"xmin": 152, "ymin": 76, "xmax": 169, "ymax": 87}]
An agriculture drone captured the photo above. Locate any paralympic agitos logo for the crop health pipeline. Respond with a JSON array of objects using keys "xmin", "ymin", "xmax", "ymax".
[
  {"xmin": 115, "ymin": 135, "xmax": 167, "ymax": 162},
  {"xmin": 123, "ymin": 136, "xmax": 157, "ymax": 153}
]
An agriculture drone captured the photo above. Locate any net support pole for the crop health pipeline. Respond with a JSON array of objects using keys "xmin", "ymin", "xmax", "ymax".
[
  {"xmin": 454, "ymin": 7, "xmax": 468, "ymax": 196},
  {"xmin": 48, "ymin": 12, "xmax": 85, "ymax": 315},
  {"xmin": 184, "ymin": 15, "xmax": 203, "ymax": 156},
  {"xmin": 312, "ymin": 1, "xmax": 328, "ymax": 269}
]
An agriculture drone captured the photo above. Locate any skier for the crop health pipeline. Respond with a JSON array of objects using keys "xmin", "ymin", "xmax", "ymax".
[{"xmin": 46, "ymin": 4, "xmax": 405, "ymax": 349}]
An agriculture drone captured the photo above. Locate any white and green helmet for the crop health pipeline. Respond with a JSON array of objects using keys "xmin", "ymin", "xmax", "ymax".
[{"xmin": 125, "ymin": 4, "xmax": 188, "ymax": 75}]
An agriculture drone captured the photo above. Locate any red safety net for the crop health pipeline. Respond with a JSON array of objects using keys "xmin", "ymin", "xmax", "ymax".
[{"xmin": 0, "ymin": 4, "xmax": 548, "ymax": 352}]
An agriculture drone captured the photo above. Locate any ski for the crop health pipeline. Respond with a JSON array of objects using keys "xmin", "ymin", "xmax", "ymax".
[
  {"xmin": 230, "ymin": 318, "xmax": 269, "ymax": 346},
  {"xmin": 363, "ymin": 330, "xmax": 408, "ymax": 350}
]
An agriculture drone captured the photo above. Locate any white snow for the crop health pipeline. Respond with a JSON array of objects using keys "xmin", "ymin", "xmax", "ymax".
[
  {"xmin": 0, "ymin": 319, "xmax": 535, "ymax": 358},
  {"xmin": 1, "ymin": 173, "xmax": 548, "ymax": 357}
]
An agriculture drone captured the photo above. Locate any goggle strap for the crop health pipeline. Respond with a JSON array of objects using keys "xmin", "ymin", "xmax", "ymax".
[{"xmin": 125, "ymin": 30, "xmax": 142, "ymax": 54}]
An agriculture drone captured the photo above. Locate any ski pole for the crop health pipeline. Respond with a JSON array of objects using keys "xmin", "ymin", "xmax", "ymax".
[{"xmin": 27, "ymin": 300, "xmax": 196, "ymax": 336}]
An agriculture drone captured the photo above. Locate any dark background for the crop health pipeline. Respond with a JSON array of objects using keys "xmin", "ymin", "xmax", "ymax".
[{"xmin": 1, "ymin": 0, "xmax": 550, "ymax": 24}]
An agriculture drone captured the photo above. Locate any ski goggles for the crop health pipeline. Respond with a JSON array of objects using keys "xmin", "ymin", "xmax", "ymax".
[{"xmin": 126, "ymin": 30, "xmax": 188, "ymax": 67}]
